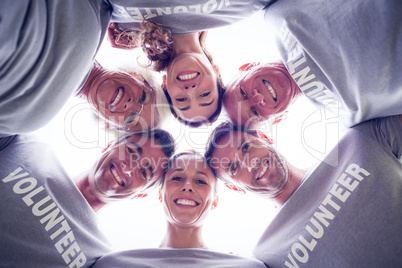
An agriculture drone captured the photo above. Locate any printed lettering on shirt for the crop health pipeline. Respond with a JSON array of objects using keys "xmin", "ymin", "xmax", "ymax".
[
  {"xmin": 284, "ymin": 163, "xmax": 370, "ymax": 268},
  {"xmin": 2, "ymin": 167, "xmax": 87, "ymax": 268},
  {"xmin": 123, "ymin": 0, "xmax": 231, "ymax": 20},
  {"xmin": 279, "ymin": 23, "xmax": 339, "ymax": 113}
]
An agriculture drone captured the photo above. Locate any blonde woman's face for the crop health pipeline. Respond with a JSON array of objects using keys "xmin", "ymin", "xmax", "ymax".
[{"xmin": 165, "ymin": 53, "xmax": 219, "ymax": 123}]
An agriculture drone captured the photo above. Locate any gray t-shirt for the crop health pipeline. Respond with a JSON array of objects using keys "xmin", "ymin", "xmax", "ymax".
[
  {"xmin": 0, "ymin": 0, "xmax": 112, "ymax": 137},
  {"xmin": 254, "ymin": 116, "xmax": 402, "ymax": 267},
  {"xmin": 109, "ymin": 0, "xmax": 272, "ymax": 35},
  {"xmin": 93, "ymin": 247, "xmax": 266, "ymax": 268},
  {"xmin": 264, "ymin": 0, "xmax": 402, "ymax": 127},
  {"xmin": 0, "ymin": 135, "xmax": 112, "ymax": 267}
]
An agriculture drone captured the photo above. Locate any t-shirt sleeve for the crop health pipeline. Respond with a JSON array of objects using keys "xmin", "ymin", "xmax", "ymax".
[{"xmin": 354, "ymin": 116, "xmax": 402, "ymax": 159}]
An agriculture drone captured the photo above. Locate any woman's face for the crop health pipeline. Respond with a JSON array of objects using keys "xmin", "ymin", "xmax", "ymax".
[
  {"xmin": 161, "ymin": 154, "xmax": 217, "ymax": 228},
  {"xmin": 165, "ymin": 53, "xmax": 219, "ymax": 123},
  {"xmin": 86, "ymin": 68, "xmax": 158, "ymax": 132}
]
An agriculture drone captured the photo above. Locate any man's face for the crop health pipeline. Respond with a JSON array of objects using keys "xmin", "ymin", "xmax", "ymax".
[
  {"xmin": 86, "ymin": 68, "xmax": 158, "ymax": 132},
  {"xmin": 223, "ymin": 62, "xmax": 299, "ymax": 128},
  {"xmin": 211, "ymin": 131, "xmax": 289, "ymax": 197},
  {"xmin": 88, "ymin": 134, "xmax": 168, "ymax": 201}
]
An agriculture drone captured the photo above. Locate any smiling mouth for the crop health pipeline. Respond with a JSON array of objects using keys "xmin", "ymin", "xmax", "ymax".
[
  {"xmin": 177, "ymin": 72, "xmax": 200, "ymax": 81},
  {"xmin": 111, "ymin": 165, "xmax": 125, "ymax": 186},
  {"xmin": 256, "ymin": 161, "xmax": 269, "ymax": 181},
  {"xmin": 174, "ymin": 198, "xmax": 200, "ymax": 207},
  {"xmin": 263, "ymin": 80, "xmax": 277, "ymax": 101},
  {"xmin": 110, "ymin": 87, "xmax": 124, "ymax": 108}
]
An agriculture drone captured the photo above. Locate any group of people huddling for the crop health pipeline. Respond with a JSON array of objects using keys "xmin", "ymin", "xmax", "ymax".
[{"xmin": 1, "ymin": 1, "xmax": 401, "ymax": 267}]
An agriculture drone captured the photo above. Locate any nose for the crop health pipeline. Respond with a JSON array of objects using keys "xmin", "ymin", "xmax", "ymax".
[
  {"xmin": 251, "ymin": 89, "xmax": 265, "ymax": 106},
  {"xmin": 183, "ymin": 83, "xmax": 197, "ymax": 90},
  {"xmin": 246, "ymin": 156, "xmax": 260, "ymax": 172},
  {"xmin": 123, "ymin": 98, "xmax": 134, "ymax": 110},
  {"xmin": 181, "ymin": 181, "xmax": 193, "ymax": 192},
  {"xmin": 120, "ymin": 160, "xmax": 135, "ymax": 177}
]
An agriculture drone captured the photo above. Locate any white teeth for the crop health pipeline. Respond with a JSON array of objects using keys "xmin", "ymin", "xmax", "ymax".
[
  {"xmin": 110, "ymin": 87, "xmax": 123, "ymax": 108},
  {"xmin": 176, "ymin": 199, "xmax": 197, "ymax": 206},
  {"xmin": 111, "ymin": 166, "xmax": 124, "ymax": 186},
  {"xmin": 263, "ymin": 80, "xmax": 277, "ymax": 101},
  {"xmin": 257, "ymin": 163, "xmax": 269, "ymax": 179},
  {"xmin": 178, "ymin": 72, "xmax": 198, "ymax": 81}
]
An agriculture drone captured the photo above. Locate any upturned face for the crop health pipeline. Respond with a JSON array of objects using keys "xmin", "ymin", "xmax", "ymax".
[
  {"xmin": 211, "ymin": 131, "xmax": 289, "ymax": 197},
  {"xmin": 224, "ymin": 62, "xmax": 299, "ymax": 128},
  {"xmin": 165, "ymin": 53, "xmax": 219, "ymax": 123},
  {"xmin": 161, "ymin": 154, "xmax": 217, "ymax": 228},
  {"xmin": 88, "ymin": 134, "xmax": 168, "ymax": 201},
  {"xmin": 86, "ymin": 68, "xmax": 158, "ymax": 132}
]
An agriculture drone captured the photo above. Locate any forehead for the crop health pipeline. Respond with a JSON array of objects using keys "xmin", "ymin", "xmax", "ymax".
[
  {"xmin": 170, "ymin": 155, "xmax": 211, "ymax": 173},
  {"xmin": 213, "ymin": 130, "xmax": 248, "ymax": 155},
  {"xmin": 115, "ymin": 134, "xmax": 162, "ymax": 152}
]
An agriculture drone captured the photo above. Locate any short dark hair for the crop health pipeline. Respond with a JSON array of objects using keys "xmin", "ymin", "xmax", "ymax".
[
  {"xmin": 114, "ymin": 128, "xmax": 175, "ymax": 158},
  {"xmin": 164, "ymin": 81, "xmax": 225, "ymax": 128},
  {"xmin": 205, "ymin": 121, "xmax": 257, "ymax": 178}
]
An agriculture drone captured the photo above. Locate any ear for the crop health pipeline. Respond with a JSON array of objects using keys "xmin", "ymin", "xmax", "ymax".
[
  {"xmin": 238, "ymin": 62, "xmax": 260, "ymax": 71},
  {"xmin": 256, "ymin": 130, "xmax": 274, "ymax": 145},
  {"xmin": 158, "ymin": 189, "xmax": 163, "ymax": 203},
  {"xmin": 131, "ymin": 193, "xmax": 148, "ymax": 200},
  {"xmin": 224, "ymin": 183, "xmax": 246, "ymax": 194},
  {"xmin": 211, "ymin": 196, "xmax": 219, "ymax": 210},
  {"xmin": 162, "ymin": 75, "xmax": 167, "ymax": 91}
]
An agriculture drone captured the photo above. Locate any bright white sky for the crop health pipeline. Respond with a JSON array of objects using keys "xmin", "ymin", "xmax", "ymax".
[{"xmin": 34, "ymin": 12, "xmax": 341, "ymax": 257}]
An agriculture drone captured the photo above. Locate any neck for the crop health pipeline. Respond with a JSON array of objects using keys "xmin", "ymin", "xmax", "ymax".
[
  {"xmin": 74, "ymin": 172, "xmax": 106, "ymax": 212},
  {"xmin": 171, "ymin": 33, "xmax": 203, "ymax": 55},
  {"xmin": 272, "ymin": 164, "xmax": 307, "ymax": 206},
  {"xmin": 160, "ymin": 222, "xmax": 206, "ymax": 248}
]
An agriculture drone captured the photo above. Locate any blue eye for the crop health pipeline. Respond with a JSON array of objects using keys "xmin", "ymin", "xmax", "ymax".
[
  {"xmin": 251, "ymin": 106, "xmax": 259, "ymax": 117},
  {"xmin": 200, "ymin": 92, "xmax": 210, "ymax": 97},
  {"xmin": 140, "ymin": 167, "xmax": 148, "ymax": 180},
  {"xmin": 240, "ymin": 86, "xmax": 247, "ymax": 99},
  {"xmin": 230, "ymin": 162, "xmax": 239, "ymax": 176},
  {"xmin": 172, "ymin": 177, "xmax": 182, "ymax": 181},
  {"xmin": 242, "ymin": 142, "xmax": 250, "ymax": 154},
  {"xmin": 139, "ymin": 90, "xmax": 146, "ymax": 104}
]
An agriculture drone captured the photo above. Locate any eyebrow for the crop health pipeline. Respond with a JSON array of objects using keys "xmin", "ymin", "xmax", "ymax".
[
  {"xmin": 199, "ymin": 99, "xmax": 215, "ymax": 107},
  {"xmin": 178, "ymin": 106, "xmax": 190, "ymax": 111},
  {"xmin": 196, "ymin": 171, "xmax": 207, "ymax": 176},
  {"xmin": 126, "ymin": 141, "xmax": 143, "ymax": 155}
]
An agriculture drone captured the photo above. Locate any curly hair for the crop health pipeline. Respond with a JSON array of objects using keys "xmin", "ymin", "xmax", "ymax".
[{"xmin": 139, "ymin": 21, "xmax": 174, "ymax": 72}]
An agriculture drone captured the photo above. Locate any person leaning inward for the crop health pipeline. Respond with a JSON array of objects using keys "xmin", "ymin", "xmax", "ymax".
[
  {"xmin": 92, "ymin": 151, "xmax": 266, "ymax": 267},
  {"xmin": 108, "ymin": 22, "xmax": 226, "ymax": 128},
  {"xmin": 78, "ymin": 60, "xmax": 171, "ymax": 132},
  {"xmin": 205, "ymin": 116, "xmax": 402, "ymax": 267}
]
